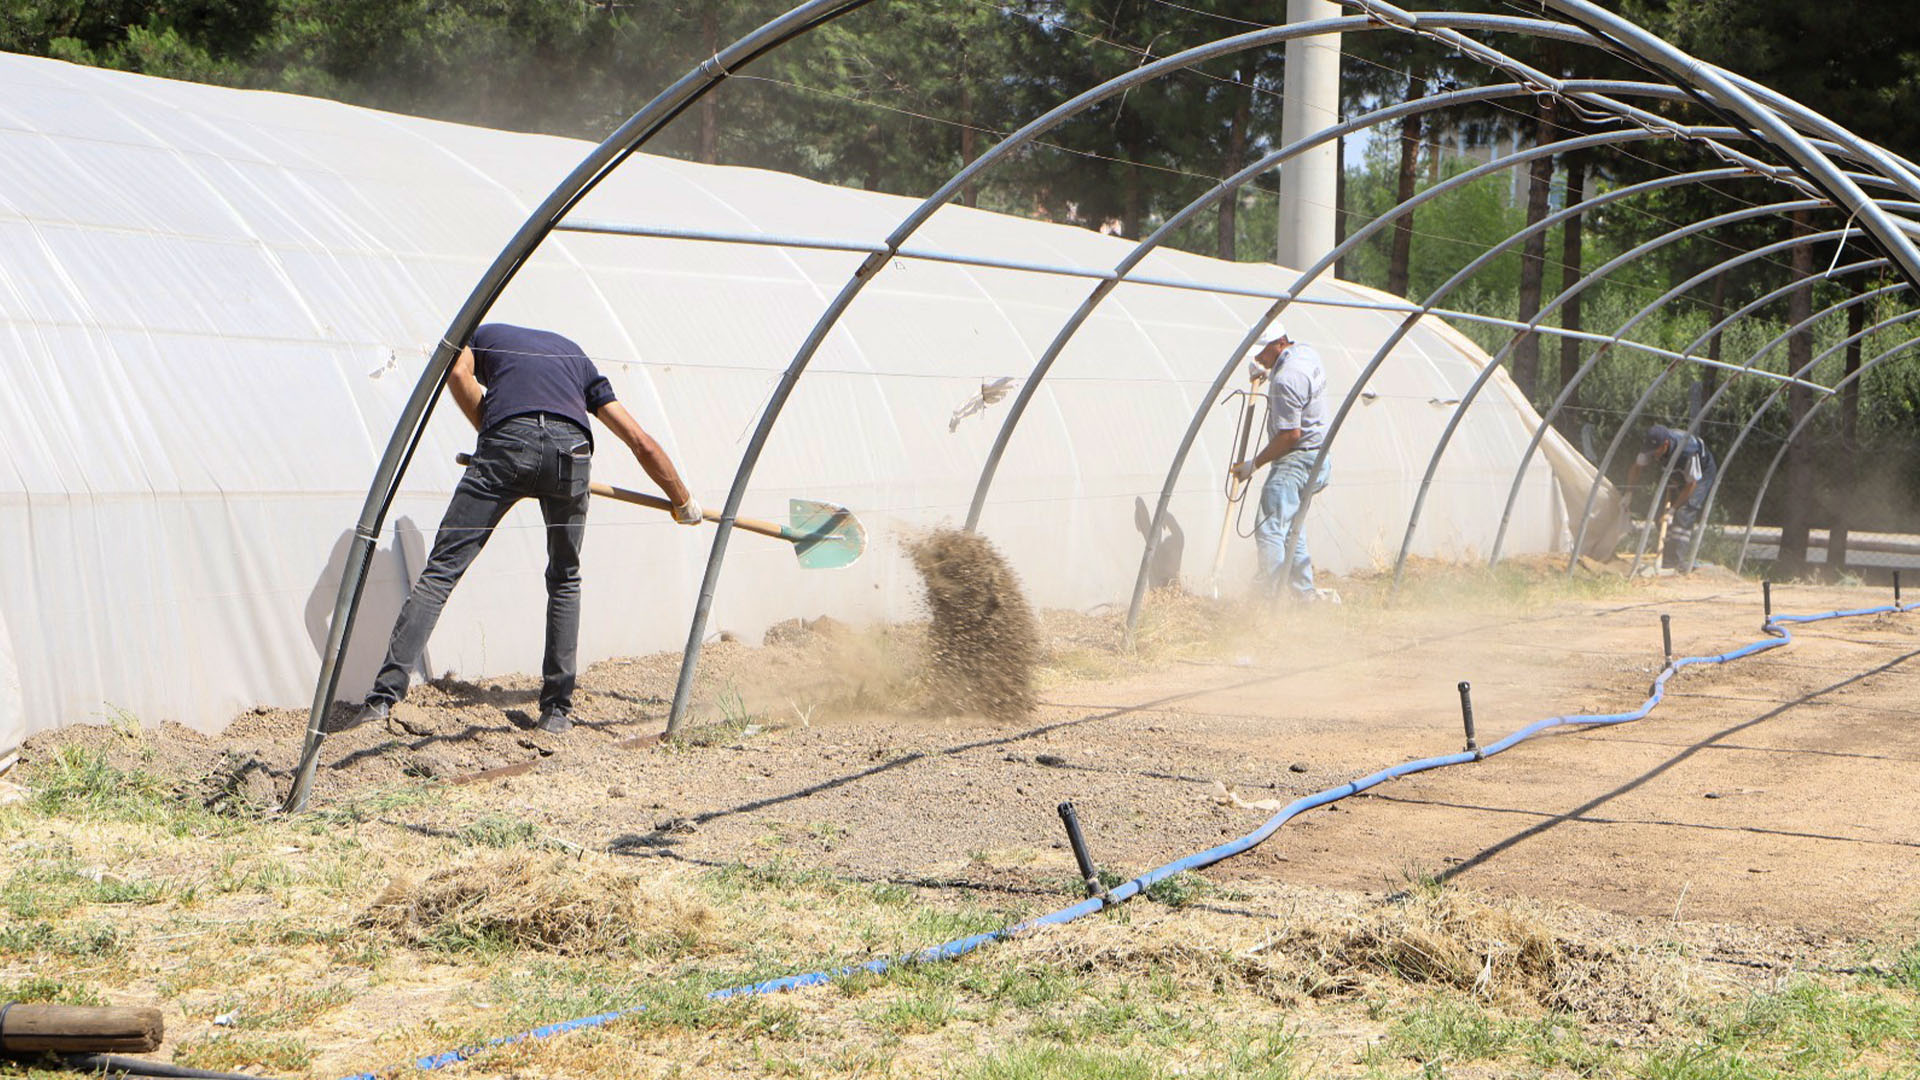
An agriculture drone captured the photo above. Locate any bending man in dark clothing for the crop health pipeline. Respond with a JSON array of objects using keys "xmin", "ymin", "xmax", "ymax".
[
  {"xmin": 1626, "ymin": 423, "xmax": 1716, "ymax": 573},
  {"xmin": 347, "ymin": 324, "xmax": 699, "ymax": 735}
]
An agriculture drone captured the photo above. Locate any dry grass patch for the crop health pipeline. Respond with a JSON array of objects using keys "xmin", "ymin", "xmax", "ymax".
[
  {"xmin": 1266, "ymin": 883, "xmax": 1693, "ymax": 1026},
  {"xmin": 1011, "ymin": 881, "xmax": 1694, "ymax": 1031},
  {"xmin": 359, "ymin": 851, "xmax": 718, "ymax": 958},
  {"xmin": 1125, "ymin": 586, "xmax": 1256, "ymax": 661}
]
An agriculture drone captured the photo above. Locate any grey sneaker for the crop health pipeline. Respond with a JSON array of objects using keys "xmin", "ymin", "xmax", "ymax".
[
  {"xmin": 537, "ymin": 708, "xmax": 573, "ymax": 734},
  {"xmin": 329, "ymin": 699, "xmax": 389, "ymax": 733}
]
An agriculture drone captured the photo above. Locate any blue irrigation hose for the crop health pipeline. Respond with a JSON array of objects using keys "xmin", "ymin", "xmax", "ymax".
[{"xmin": 340, "ymin": 598, "xmax": 1916, "ymax": 1079}]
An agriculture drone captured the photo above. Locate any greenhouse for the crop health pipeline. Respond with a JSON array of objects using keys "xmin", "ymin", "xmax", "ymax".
[{"xmin": 0, "ymin": 50, "xmax": 1605, "ymax": 756}]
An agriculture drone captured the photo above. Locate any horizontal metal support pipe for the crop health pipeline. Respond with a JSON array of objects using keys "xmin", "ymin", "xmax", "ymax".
[
  {"xmin": 558, "ymin": 219, "xmax": 1838, "ymax": 392},
  {"xmin": 1739, "ymin": 527, "xmax": 1920, "ymax": 560},
  {"xmin": 560, "ymin": 219, "xmax": 891, "ymax": 254}
]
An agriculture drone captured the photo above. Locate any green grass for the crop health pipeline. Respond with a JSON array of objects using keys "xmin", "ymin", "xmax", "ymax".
[
  {"xmin": 1, "ymin": 860, "xmax": 170, "ymax": 918},
  {"xmin": 966, "ymin": 1028, "xmax": 1310, "ymax": 1080},
  {"xmin": 0, "ymin": 919, "xmax": 125, "ymax": 959},
  {"xmin": 173, "ymin": 1031, "xmax": 314, "ymax": 1073},
  {"xmin": 457, "ymin": 813, "xmax": 542, "ymax": 848},
  {"xmin": 704, "ymin": 858, "xmax": 854, "ymax": 899},
  {"xmin": 426, "ymin": 963, "xmax": 643, "ymax": 1041},
  {"xmin": 0, "ymin": 975, "xmax": 106, "ymax": 1006},
  {"xmin": 675, "ymin": 716, "xmax": 754, "ymax": 749},
  {"xmin": 1143, "ymin": 871, "xmax": 1214, "ymax": 908},
  {"xmin": 901, "ymin": 905, "xmax": 1006, "ymax": 943},
  {"xmin": 1384, "ymin": 997, "xmax": 1525, "ymax": 1064},
  {"xmin": 1356, "ymin": 975, "xmax": 1920, "ymax": 1080},
  {"xmin": 966, "ymin": 1043, "xmax": 1170, "ymax": 1080},
  {"xmin": 673, "ymin": 685, "xmax": 764, "ymax": 748},
  {"xmin": 210, "ymin": 851, "xmax": 300, "ymax": 895},
  {"xmin": 965, "ymin": 966, "xmax": 1082, "ymax": 1010},
  {"xmin": 25, "ymin": 745, "xmax": 220, "ymax": 835},
  {"xmin": 1870, "ymin": 943, "xmax": 1920, "ymax": 990},
  {"xmin": 1216, "ymin": 1026, "xmax": 1314, "ymax": 1080},
  {"xmin": 202, "ymin": 983, "xmax": 354, "ymax": 1032},
  {"xmin": 306, "ymin": 779, "xmax": 443, "ymax": 825},
  {"xmin": 1648, "ymin": 979, "xmax": 1920, "ymax": 1079},
  {"xmin": 872, "ymin": 987, "xmax": 960, "ymax": 1034}
]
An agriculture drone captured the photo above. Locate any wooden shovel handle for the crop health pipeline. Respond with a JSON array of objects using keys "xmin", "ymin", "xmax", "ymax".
[
  {"xmin": 590, "ymin": 480, "xmax": 793, "ymax": 542},
  {"xmin": 0, "ymin": 1004, "xmax": 163, "ymax": 1053},
  {"xmin": 453, "ymin": 454, "xmax": 792, "ymax": 543}
]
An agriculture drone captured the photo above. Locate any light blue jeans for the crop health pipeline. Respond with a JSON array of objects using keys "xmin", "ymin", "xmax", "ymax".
[{"xmin": 1255, "ymin": 449, "xmax": 1331, "ymax": 599}]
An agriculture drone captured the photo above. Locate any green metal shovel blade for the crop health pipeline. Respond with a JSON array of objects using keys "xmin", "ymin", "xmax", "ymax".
[{"xmin": 786, "ymin": 499, "xmax": 866, "ymax": 570}]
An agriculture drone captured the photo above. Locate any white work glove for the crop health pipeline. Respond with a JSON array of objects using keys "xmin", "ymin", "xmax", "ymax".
[
  {"xmin": 672, "ymin": 496, "xmax": 703, "ymax": 526},
  {"xmin": 1247, "ymin": 358, "xmax": 1269, "ymax": 383},
  {"xmin": 1230, "ymin": 460, "xmax": 1258, "ymax": 484}
]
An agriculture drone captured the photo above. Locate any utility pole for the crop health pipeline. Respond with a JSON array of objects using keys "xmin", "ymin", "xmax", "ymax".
[{"xmin": 1277, "ymin": 0, "xmax": 1342, "ymax": 274}]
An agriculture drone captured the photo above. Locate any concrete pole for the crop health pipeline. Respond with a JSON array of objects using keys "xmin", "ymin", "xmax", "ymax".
[{"xmin": 1277, "ymin": 0, "xmax": 1342, "ymax": 273}]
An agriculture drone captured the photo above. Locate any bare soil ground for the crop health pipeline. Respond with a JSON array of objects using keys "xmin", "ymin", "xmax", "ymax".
[
  {"xmin": 152, "ymin": 567, "xmax": 1920, "ymax": 936},
  {"xmin": 9, "ymin": 563, "xmax": 1920, "ymax": 1077}
]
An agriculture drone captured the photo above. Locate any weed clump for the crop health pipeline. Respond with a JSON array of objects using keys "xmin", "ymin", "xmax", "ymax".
[
  {"xmin": 906, "ymin": 529, "xmax": 1037, "ymax": 721},
  {"xmin": 29, "ymin": 745, "xmax": 170, "ymax": 819},
  {"xmin": 359, "ymin": 851, "xmax": 717, "ymax": 958}
]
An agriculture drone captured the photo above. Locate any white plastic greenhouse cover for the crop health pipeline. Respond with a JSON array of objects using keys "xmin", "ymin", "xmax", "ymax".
[{"xmin": 0, "ymin": 54, "xmax": 1617, "ymax": 753}]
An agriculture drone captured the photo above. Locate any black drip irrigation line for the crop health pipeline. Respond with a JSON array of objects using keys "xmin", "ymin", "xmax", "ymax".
[
  {"xmin": 51, "ymin": 1054, "xmax": 270, "ymax": 1080},
  {"xmin": 335, "ymin": 594, "xmax": 1917, "ymax": 1080}
]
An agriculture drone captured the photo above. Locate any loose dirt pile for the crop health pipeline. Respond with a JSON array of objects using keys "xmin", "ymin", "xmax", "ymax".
[
  {"xmin": 905, "ymin": 529, "xmax": 1038, "ymax": 721},
  {"xmin": 359, "ymin": 850, "xmax": 717, "ymax": 957}
]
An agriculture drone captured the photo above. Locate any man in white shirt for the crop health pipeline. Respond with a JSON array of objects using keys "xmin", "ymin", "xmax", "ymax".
[{"xmin": 1231, "ymin": 323, "xmax": 1332, "ymax": 599}]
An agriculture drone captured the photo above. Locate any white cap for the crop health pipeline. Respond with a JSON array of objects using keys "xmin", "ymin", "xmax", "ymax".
[{"xmin": 1258, "ymin": 320, "xmax": 1288, "ymax": 347}]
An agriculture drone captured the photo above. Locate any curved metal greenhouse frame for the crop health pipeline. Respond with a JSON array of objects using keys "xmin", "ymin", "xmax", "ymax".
[
  {"xmin": 1604, "ymin": 273, "xmax": 1908, "ymax": 576},
  {"xmin": 287, "ymin": 0, "xmax": 1920, "ymax": 809}
]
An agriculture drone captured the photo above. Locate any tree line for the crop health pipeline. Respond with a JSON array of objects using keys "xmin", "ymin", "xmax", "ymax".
[{"xmin": 7, "ymin": 0, "xmax": 1919, "ymax": 570}]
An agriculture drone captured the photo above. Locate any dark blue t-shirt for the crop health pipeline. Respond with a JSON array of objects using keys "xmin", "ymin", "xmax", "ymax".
[{"xmin": 469, "ymin": 323, "xmax": 617, "ymax": 445}]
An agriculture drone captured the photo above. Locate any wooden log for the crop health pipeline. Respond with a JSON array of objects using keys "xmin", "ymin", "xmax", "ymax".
[{"xmin": 0, "ymin": 1003, "xmax": 163, "ymax": 1053}]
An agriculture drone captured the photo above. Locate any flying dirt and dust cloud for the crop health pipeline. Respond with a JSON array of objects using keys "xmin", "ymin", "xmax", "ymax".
[{"xmin": 906, "ymin": 529, "xmax": 1038, "ymax": 721}]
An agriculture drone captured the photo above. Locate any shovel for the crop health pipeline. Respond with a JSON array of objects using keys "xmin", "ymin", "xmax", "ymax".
[{"xmin": 454, "ymin": 453, "xmax": 865, "ymax": 569}]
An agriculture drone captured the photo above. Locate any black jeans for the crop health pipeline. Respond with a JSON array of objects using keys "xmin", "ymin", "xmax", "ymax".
[{"xmin": 369, "ymin": 414, "xmax": 592, "ymax": 716}]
